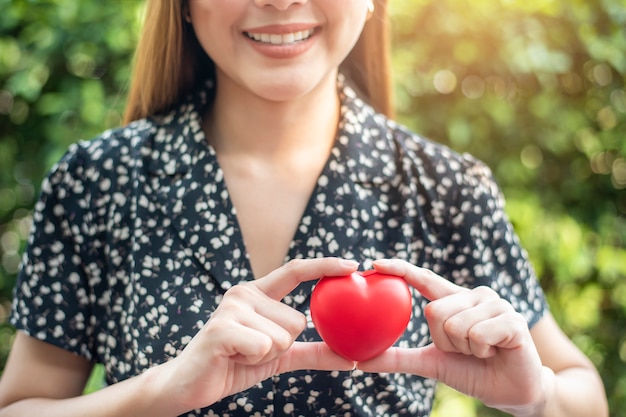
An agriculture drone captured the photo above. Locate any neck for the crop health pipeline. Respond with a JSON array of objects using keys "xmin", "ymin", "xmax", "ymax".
[{"xmin": 205, "ymin": 73, "xmax": 340, "ymax": 163}]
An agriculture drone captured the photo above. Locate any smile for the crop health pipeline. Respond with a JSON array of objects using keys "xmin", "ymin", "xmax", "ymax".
[{"xmin": 244, "ymin": 29, "xmax": 315, "ymax": 46}]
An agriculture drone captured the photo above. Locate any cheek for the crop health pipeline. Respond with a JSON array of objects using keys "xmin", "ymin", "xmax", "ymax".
[
  {"xmin": 327, "ymin": 14, "xmax": 368, "ymax": 59},
  {"xmin": 327, "ymin": 1, "xmax": 368, "ymax": 37},
  {"xmin": 188, "ymin": 12, "xmax": 230, "ymax": 62},
  {"xmin": 328, "ymin": 0, "xmax": 369, "ymax": 27},
  {"xmin": 188, "ymin": 1, "xmax": 238, "ymax": 42}
]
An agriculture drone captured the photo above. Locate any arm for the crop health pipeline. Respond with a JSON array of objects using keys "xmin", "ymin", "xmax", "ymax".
[
  {"xmin": 526, "ymin": 314, "xmax": 608, "ymax": 417},
  {"xmin": 356, "ymin": 259, "xmax": 608, "ymax": 417},
  {"xmin": 0, "ymin": 333, "xmax": 182, "ymax": 417},
  {"xmin": 0, "ymin": 258, "xmax": 357, "ymax": 417}
]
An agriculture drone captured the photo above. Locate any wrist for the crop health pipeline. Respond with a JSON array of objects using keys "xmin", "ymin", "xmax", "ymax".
[
  {"xmin": 138, "ymin": 360, "xmax": 188, "ymax": 417},
  {"xmin": 509, "ymin": 366, "xmax": 556, "ymax": 417}
]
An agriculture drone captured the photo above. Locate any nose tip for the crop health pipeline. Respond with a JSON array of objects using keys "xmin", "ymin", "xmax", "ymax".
[{"xmin": 254, "ymin": 0, "xmax": 307, "ymax": 10}]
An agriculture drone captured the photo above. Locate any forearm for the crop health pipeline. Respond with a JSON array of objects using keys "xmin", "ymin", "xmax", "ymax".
[
  {"xmin": 505, "ymin": 365, "xmax": 608, "ymax": 417},
  {"xmin": 0, "ymin": 365, "xmax": 184, "ymax": 417}
]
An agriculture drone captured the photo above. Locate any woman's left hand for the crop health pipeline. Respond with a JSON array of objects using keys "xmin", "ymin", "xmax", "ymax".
[{"xmin": 356, "ymin": 259, "xmax": 550, "ymax": 415}]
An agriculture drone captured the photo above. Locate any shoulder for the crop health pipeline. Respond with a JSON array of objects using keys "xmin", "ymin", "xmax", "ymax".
[
  {"xmin": 43, "ymin": 118, "xmax": 156, "ymax": 193},
  {"xmin": 47, "ymin": 87, "xmax": 207, "ymax": 188},
  {"xmin": 49, "ymin": 77, "xmax": 213, "ymax": 184},
  {"xmin": 340, "ymin": 78, "xmax": 492, "ymax": 186},
  {"xmin": 370, "ymin": 109, "xmax": 499, "ymax": 200},
  {"xmin": 340, "ymin": 79, "xmax": 501, "ymax": 206},
  {"xmin": 393, "ymin": 122, "xmax": 491, "ymax": 184}
]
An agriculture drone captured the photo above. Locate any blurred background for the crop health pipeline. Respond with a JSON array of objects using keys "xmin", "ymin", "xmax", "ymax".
[{"xmin": 0, "ymin": 0, "xmax": 624, "ymax": 415}]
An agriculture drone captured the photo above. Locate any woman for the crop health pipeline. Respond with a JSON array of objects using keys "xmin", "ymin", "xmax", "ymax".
[{"xmin": 0, "ymin": 0, "xmax": 608, "ymax": 416}]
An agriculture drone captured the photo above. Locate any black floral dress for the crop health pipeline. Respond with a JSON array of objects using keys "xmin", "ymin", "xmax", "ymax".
[{"xmin": 10, "ymin": 78, "xmax": 547, "ymax": 416}]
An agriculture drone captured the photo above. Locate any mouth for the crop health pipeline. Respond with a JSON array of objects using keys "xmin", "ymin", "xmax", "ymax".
[{"xmin": 244, "ymin": 28, "xmax": 316, "ymax": 46}]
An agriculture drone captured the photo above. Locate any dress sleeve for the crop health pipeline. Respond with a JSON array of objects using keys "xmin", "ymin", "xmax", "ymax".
[
  {"xmin": 445, "ymin": 153, "xmax": 548, "ymax": 329},
  {"xmin": 10, "ymin": 144, "xmax": 97, "ymax": 361}
]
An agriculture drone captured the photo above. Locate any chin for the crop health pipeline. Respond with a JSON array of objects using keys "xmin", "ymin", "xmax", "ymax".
[
  {"xmin": 247, "ymin": 83, "xmax": 311, "ymax": 103},
  {"xmin": 252, "ymin": 72, "xmax": 335, "ymax": 103},
  {"xmin": 257, "ymin": 86, "xmax": 311, "ymax": 102}
]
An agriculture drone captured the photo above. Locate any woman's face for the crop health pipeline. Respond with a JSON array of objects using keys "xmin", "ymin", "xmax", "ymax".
[{"xmin": 187, "ymin": 0, "xmax": 370, "ymax": 102}]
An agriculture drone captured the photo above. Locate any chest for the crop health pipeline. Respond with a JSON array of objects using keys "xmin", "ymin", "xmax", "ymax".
[
  {"xmin": 94, "ymin": 124, "xmax": 450, "ymax": 363},
  {"xmin": 88, "ymin": 141, "xmax": 448, "ymax": 389},
  {"xmin": 219, "ymin": 158, "xmax": 323, "ymax": 278}
]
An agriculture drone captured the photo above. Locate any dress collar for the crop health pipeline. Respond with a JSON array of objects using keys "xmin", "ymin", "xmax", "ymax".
[
  {"xmin": 143, "ymin": 77, "xmax": 401, "ymax": 292},
  {"xmin": 145, "ymin": 75, "xmax": 399, "ymax": 187}
]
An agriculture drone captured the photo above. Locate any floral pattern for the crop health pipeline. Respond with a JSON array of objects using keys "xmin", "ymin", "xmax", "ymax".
[{"xmin": 11, "ymin": 78, "xmax": 547, "ymax": 416}]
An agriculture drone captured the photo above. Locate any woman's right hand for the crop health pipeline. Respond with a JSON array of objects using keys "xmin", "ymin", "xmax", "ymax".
[{"xmin": 152, "ymin": 258, "xmax": 358, "ymax": 415}]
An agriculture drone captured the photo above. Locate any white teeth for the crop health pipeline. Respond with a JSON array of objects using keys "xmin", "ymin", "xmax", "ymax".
[{"xmin": 246, "ymin": 29, "xmax": 314, "ymax": 45}]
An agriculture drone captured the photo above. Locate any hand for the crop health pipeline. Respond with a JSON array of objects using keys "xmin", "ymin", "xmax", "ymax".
[
  {"xmin": 154, "ymin": 258, "xmax": 358, "ymax": 414},
  {"xmin": 357, "ymin": 259, "xmax": 549, "ymax": 415}
]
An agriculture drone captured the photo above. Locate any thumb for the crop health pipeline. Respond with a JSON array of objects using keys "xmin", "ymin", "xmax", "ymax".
[
  {"xmin": 355, "ymin": 345, "xmax": 446, "ymax": 380},
  {"xmin": 277, "ymin": 342, "xmax": 355, "ymax": 373}
]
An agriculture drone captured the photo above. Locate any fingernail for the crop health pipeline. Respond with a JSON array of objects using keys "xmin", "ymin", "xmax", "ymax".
[
  {"xmin": 340, "ymin": 259, "xmax": 360, "ymax": 268},
  {"xmin": 373, "ymin": 259, "xmax": 391, "ymax": 266}
]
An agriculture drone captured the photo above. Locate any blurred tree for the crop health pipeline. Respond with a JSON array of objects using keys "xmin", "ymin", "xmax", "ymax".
[
  {"xmin": 388, "ymin": 0, "xmax": 626, "ymax": 415},
  {"xmin": 0, "ymin": 0, "xmax": 144, "ymax": 377},
  {"xmin": 0, "ymin": 0, "xmax": 624, "ymax": 415}
]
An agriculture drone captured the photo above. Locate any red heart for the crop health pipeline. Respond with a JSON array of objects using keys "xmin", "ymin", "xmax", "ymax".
[{"xmin": 310, "ymin": 270, "xmax": 412, "ymax": 361}]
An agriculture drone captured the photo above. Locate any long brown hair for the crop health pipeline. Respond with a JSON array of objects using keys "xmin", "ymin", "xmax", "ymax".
[{"xmin": 123, "ymin": 0, "xmax": 393, "ymax": 124}]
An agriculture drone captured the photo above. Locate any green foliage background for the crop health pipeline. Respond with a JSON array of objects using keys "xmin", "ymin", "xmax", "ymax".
[{"xmin": 0, "ymin": 0, "xmax": 624, "ymax": 415}]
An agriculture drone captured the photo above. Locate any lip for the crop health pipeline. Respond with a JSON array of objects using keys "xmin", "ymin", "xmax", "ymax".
[
  {"xmin": 242, "ymin": 23, "xmax": 318, "ymax": 35},
  {"xmin": 242, "ymin": 23, "xmax": 319, "ymax": 60}
]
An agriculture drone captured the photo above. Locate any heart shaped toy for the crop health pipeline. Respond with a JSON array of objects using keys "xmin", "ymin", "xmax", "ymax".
[{"xmin": 310, "ymin": 270, "xmax": 412, "ymax": 361}]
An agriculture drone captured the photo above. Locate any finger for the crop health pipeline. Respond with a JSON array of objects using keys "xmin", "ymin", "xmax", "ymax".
[
  {"xmin": 277, "ymin": 342, "xmax": 355, "ymax": 373},
  {"xmin": 208, "ymin": 319, "xmax": 301, "ymax": 366},
  {"xmin": 372, "ymin": 259, "xmax": 465, "ymax": 301},
  {"xmin": 254, "ymin": 302, "xmax": 306, "ymax": 341},
  {"xmin": 468, "ymin": 311, "xmax": 529, "ymax": 358},
  {"xmin": 426, "ymin": 286, "xmax": 501, "ymax": 355},
  {"xmin": 452, "ymin": 298, "xmax": 518, "ymax": 358},
  {"xmin": 356, "ymin": 343, "xmax": 492, "ymax": 380},
  {"xmin": 206, "ymin": 320, "xmax": 274, "ymax": 364},
  {"xmin": 225, "ymin": 285, "xmax": 307, "ymax": 340},
  {"xmin": 237, "ymin": 310, "xmax": 301, "ymax": 355},
  {"xmin": 356, "ymin": 345, "xmax": 444, "ymax": 380},
  {"xmin": 254, "ymin": 258, "xmax": 359, "ymax": 300},
  {"xmin": 441, "ymin": 301, "xmax": 504, "ymax": 357}
]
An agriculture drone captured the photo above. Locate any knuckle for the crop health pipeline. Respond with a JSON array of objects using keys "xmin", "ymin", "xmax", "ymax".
[
  {"xmin": 497, "ymin": 297, "xmax": 515, "ymax": 311},
  {"xmin": 203, "ymin": 314, "xmax": 232, "ymax": 334},
  {"xmin": 473, "ymin": 285, "xmax": 499, "ymax": 299},
  {"xmin": 443, "ymin": 316, "xmax": 465, "ymax": 336},
  {"xmin": 225, "ymin": 283, "xmax": 256, "ymax": 299},
  {"xmin": 216, "ymin": 286, "xmax": 258, "ymax": 316},
  {"xmin": 487, "ymin": 297, "xmax": 515, "ymax": 314},
  {"xmin": 294, "ymin": 311, "xmax": 307, "ymax": 332},
  {"xmin": 283, "ymin": 259, "xmax": 305, "ymax": 273},
  {"xmin": 423, "ymin": 302, "xmax": 439, "ymax": 322},
  {"xmin": 431, "ymin": 336, "xmax": 458, "ymax": 353},
  {"xmin": 423, "ymin": 268, "xmax": 440, "ymax": 281},
  {"xmin": 225, "ymin": 284, "xmax": 246, "ymax": 297},
  {"xmin": 283, "ymin": 311, "xmax": 307, "ymax": 340},
  {"xmin": 509, "ymin": 311, "xmax": 529, "ymax": 328},
  {"xmin": 252, "ymin": 335, "xmax": 274, "ymax": 360},
  {"xmin": 467, "ymin": 323, "xmax": 486, "ymax": 341},
  {"xmin": 275, "ymin": 329, "xmax": 295, "ymax": 351}
]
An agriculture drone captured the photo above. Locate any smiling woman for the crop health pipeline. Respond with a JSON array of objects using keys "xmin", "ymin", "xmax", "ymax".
[
  {"xmin": 0, "ymin": 0, "xmax": 612, "ymax": 416},
  {"xmin": 124, "ymin": 0, "xmax": 392, "ymax": 123}
]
